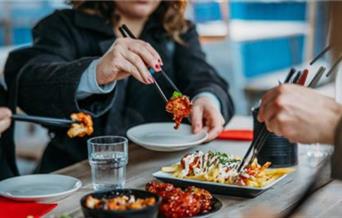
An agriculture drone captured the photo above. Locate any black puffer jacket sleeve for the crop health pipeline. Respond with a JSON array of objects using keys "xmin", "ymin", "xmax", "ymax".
[
  {"xmin": 4, "ymin": 11, "xmax": 115, "ymax": 118},
  {"xmin": 173, "ymin": 22, "xmax": 234, "ymax": 123}
]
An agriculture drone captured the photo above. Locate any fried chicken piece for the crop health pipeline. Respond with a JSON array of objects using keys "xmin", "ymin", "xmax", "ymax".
[
  {"xmin": 165, "ymin": 92, "xmax": 191, "ymax": 129},
  {"xmin": 146, "ymin": 181, "xmax": 213, "ymax": 218},
  {"xmin": 85, "ymin": 195, "xmax": 101, "ymax": 209},
  {"xmin": 67, "ymin": 112, "xmax": 94, "ymax": 138},
  {"xmin": 185, "ymin": 186, "xmax": 213, "ymax": 213}
]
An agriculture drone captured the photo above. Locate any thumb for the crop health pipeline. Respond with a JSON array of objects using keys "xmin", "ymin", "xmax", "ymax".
[{"xmin": 191, "ymin": 105, "xmax": 203, "ymax": 134}]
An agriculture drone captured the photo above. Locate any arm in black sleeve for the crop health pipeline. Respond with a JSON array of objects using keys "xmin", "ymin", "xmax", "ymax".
[
  {"xmin": 173, "ymin": 22, "xmax": 234, "ymax": 123},
  {"xmin": 4, "ymin": 11, "xmax": 115, "ymax": 118}
]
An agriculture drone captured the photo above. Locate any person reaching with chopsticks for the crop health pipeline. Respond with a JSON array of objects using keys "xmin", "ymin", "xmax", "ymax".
[
  {"xmin": 4, "ymin": 0, "xmax": 234, "ymax": 173},
  {"xmin": 258, "ymin": 84, "xmax": 342, "ymax": 145},
  {"xmin": 244, "ymin": 84, "xmax": 342, "ymax": 218},
  {"xmin": 258, "ymin": 0, "xmax": 342, "ymax": 180}
]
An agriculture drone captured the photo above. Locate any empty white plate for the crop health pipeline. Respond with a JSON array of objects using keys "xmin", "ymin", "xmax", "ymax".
[
  {"xmin": 0, "ymin": 174, "xmax": 82, "ymax": 202},
  {"xmin": 126, "ymin": 123, "xmax": 208, "ymax": 152}
]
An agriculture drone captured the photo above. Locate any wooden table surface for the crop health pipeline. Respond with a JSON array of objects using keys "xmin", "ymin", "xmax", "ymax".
[{"xmin": 45, "ymin": 116, "xmax": 340, "ymax": 218}]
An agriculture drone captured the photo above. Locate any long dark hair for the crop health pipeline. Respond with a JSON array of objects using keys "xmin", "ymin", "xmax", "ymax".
[{"xmin": 69, "ymin": 0, "xmax": 188, "ymax": 43}]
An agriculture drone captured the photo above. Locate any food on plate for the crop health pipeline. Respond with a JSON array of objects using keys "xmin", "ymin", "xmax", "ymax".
[
  {"xmin": 161, "ymin": 150, "xmax": 294, "ymax": 188},
  {"xmin": 165, "ymin": 91, "xmax": 191, "ymax": 129},
  {"xmin": 67, "ymin": 112, "xmax": 94, "ymax": 138},
  {"xmin": 146, "ymin": 181, "xmax": 213, "ymax": 218},
  {"xmin": 84, "ymin": 194, "xmax": 156, "ymax": 211}
]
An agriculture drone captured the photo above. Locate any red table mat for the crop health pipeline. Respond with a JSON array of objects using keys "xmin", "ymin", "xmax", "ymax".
[
  {"xmin": 0, "ymin": 197, "xmax": 57, "ymax": 218},
  {"xmin": 218, "ymin": 130, "xmax": 253, "ymax": 141}
]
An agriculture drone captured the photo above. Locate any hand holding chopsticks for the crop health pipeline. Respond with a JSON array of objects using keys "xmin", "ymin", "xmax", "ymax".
[
  {"xmin": 236, "ymin": 44, "xmax": 342, "ymax": 172},
  {"xmin": 118, "ymin": 24, "xmax": 182, "ymax": 102}
]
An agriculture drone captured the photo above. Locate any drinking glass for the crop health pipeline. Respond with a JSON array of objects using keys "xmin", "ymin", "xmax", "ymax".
[{"xmin": 87, "ymin": 136, "xmax": 128, "ymax": 191}]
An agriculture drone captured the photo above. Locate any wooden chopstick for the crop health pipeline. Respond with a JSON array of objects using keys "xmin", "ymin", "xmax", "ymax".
[{"xmin": 12, "ymin": 114, "xmax": 74, "ymax": 127}]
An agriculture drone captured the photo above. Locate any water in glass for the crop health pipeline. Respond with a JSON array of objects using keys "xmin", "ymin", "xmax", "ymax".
[{"xmin": 90, "ymin": 151, "xmax": 128, "ymax": 190}]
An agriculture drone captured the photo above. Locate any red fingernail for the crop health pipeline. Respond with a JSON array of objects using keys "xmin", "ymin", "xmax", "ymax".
[{"xmin": 155, "ymin": 64, "xmax": 161, "ymax": 72}]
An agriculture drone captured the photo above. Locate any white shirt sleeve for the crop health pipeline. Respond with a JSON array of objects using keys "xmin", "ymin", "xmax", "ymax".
[{"xmin": 192, "ymin": 92, "xmax": 221, "ymax": 112}]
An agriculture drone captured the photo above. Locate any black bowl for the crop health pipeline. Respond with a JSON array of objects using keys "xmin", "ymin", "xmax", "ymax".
[{"xmin": 80, "ymin": 189, "xmax": 161, "ymax": 218}]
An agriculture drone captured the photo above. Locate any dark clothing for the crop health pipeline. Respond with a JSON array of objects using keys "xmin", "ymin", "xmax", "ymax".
[
  {"xmin": 4, "ymin": 9, "xmax": 234, "ymax": 172},
  {"xmin": 0, "ymin": 85, "xmax": 18, "ymax": 180}
]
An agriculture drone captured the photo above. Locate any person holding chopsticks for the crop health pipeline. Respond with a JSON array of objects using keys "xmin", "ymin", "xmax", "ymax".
[
  {"xmin": 4, "ymin": 1, "xmax": 234, "ymax": 172},
  {"xmin": 245, "ymin": 84, "xmax": 342, "ymax": 218}
]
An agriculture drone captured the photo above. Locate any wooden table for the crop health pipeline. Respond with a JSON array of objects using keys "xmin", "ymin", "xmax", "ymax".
[{"xmin": 46, "ymin": 116, "xmax": 340, "ymax": 218}]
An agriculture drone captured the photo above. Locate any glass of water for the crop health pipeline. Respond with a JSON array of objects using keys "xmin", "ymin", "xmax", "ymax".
[{"xmin": 87, "ymin": 136, "xmax": 128, "ymax": 191}]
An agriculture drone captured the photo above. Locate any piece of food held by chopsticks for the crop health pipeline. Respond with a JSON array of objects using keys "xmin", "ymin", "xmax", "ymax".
[
  {"xmin": 67, "ymin": 112, "xmax": 94, "ymax": 138},
  {"xmin": 165, "ymin": 91, "xmax": 192, "ymax": 129}
]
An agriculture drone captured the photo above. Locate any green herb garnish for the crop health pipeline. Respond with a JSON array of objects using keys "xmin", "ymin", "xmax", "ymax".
[{"xmin": 171, "ymin": 91, "xmax": 183, "ymax": 99}]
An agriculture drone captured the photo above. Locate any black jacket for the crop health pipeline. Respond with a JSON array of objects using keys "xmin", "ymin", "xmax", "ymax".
[
  {"xmin": 0, "ymin": 85, "xmax": 18, "ymax": 180},
  {"xmin": 4, "ymin": 8, "xmax": 234, "ymax": 172}
]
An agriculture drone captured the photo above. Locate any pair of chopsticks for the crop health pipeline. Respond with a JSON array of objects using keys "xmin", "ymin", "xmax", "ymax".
[
  {"xmin": 236, "ymin": 44, "xmax": 342, "ymax": 172},
  {"xmin": 12, "ymin": 114, "xmax": 75, "ymax": 127},
  {"xmin": 118, "ymin": 24, "xmax": 181, "ymax": 102}
]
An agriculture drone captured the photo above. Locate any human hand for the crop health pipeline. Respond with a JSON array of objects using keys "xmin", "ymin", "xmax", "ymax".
[
  {"xmin": 191, "ymin": 96, "xmax": 225, "ymax": 142},
  {"xmin": 0, "ymin": 108, "xmax": 12, "ymax": 134},
  {"xmin": 96, "ymin": 38, "xmax": 162, "ymax": 85},
  {"xmin": 258, "ymin": 84, "xmax": 342, "ymax": 144}
]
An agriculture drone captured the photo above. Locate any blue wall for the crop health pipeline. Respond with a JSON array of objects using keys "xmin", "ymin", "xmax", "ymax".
[
  {"xmin": 230, "ymin": 2, "xmax": 307, "ymax": 21},
  {"xmin": 241, "ymin": 35, "xmax": 305, "ymax": 78}
]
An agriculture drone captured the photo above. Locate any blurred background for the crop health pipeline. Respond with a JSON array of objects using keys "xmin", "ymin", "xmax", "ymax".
[{"xmin": 0, "ymin": 0, "xmax": 334, "ymax": 174}]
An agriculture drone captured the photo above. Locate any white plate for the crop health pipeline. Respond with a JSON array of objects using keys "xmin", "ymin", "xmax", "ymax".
[
  {"xmin": 0, "ymin": 174, "xmax": 82, "ymax": 202},
  {"xmin": 153, "ymin": 171, "xmax": 289, "ymax": 197},
  {"xmin": 126, "ymin": 123, "xmax": 208, "ymax": 152}
]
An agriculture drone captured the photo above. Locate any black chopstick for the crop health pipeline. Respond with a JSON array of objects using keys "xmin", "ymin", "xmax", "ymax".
[
  {"xmin": 292, "ymin": 71, "xmax": 302, "ymax": 83},
  {"xmin": 237, "ymin": 67, "xmax": 300, "ymax": 172},
  {"xmin": 120, "ymin": 24, "xmax": 182, "ymax": 94},
  {"xmin": 308, "ymin": 66, "xmax": 326, "ymax": 88},
  {"xmin": 284, "ymin": 68, "xmax": 296, "ymax": 83},
  {"xmin": 119, "ymin": 25, "xmax": 168, "ymax": 102},
  {"xmin": 248, "ymin": 129, "xmax": 270, "ymax": 165},
  {"xmin": 281, "ymin": 157, "xmax": 332, "ymax": 218},
  {"xmin": 310, "ymin": 45, "xmax": 331, "ymax": 65},
  {"xmin": 160, "ymin": 69, "xmax": 181, "ymax": 93},
  {"xmin": 121, "ymin": 24, "xmax": 136, "ymax": 38},
  {"xmin": 12, "ymin": 114, "xmax": 74, "ymax": 127},
  {"xmin": 326, "ymin": 55, "xmax": 342, "ymax": 77}
]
